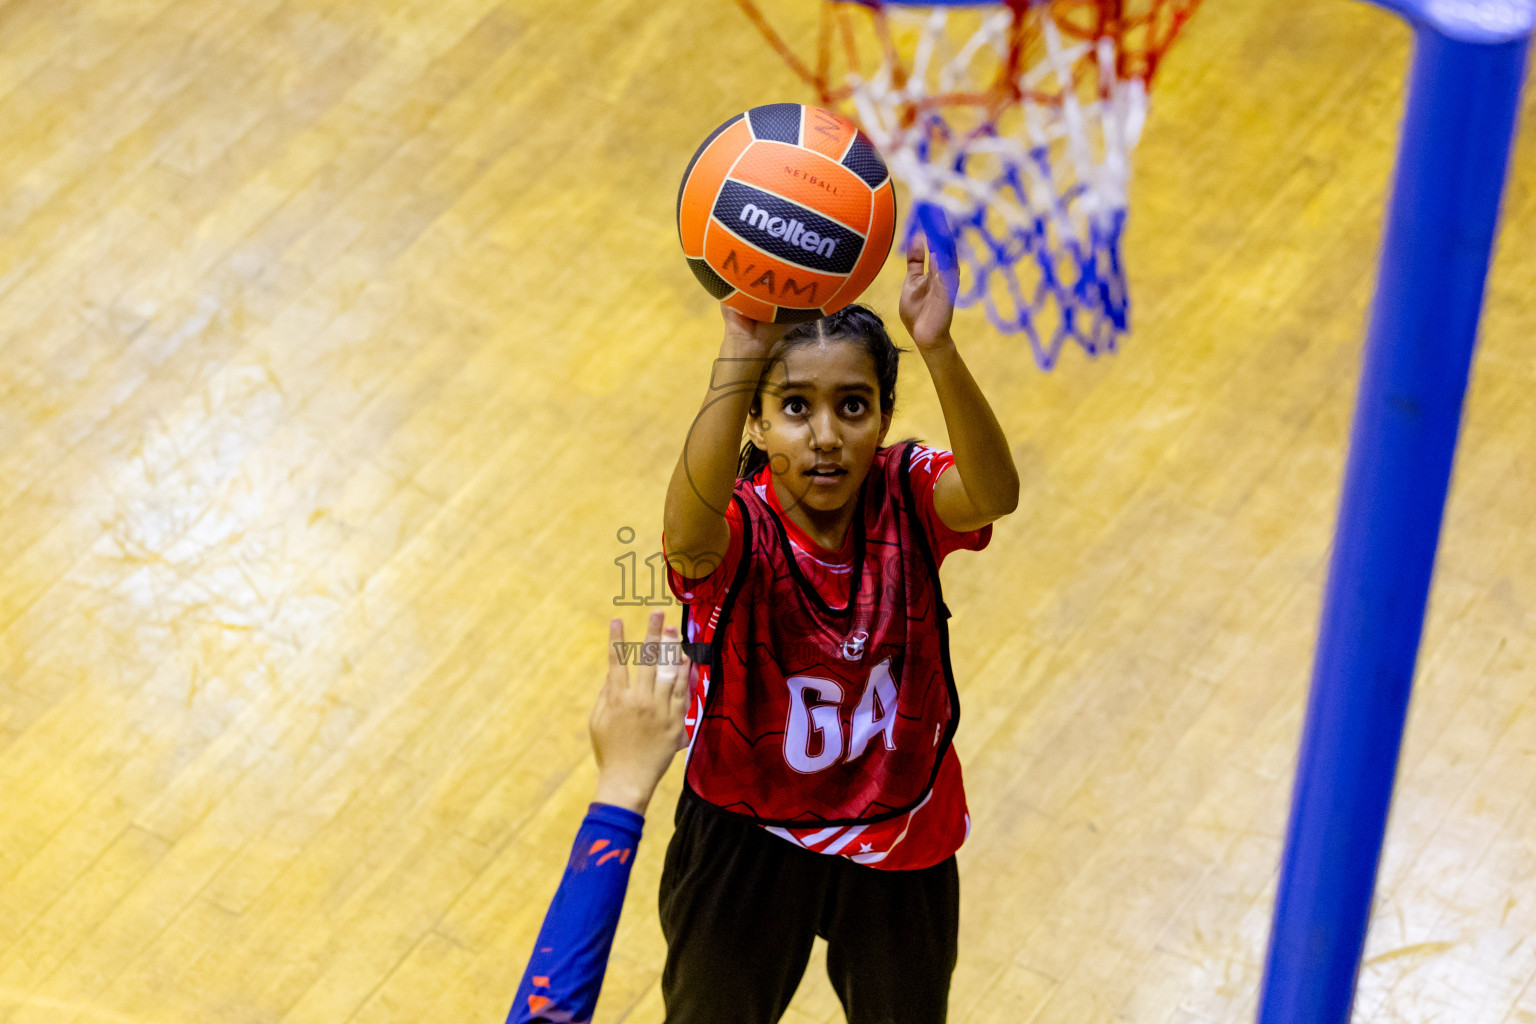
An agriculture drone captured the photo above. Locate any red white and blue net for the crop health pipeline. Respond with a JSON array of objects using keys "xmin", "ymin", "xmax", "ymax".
[{"xmin": 737, "ymin": 0, "xmax": 1201, "ymax": 368}]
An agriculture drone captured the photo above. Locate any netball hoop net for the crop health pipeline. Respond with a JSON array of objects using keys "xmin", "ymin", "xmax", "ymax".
[{"xmin": 737, "ymin": 0, "xmax": 1201, "ymax": 369}]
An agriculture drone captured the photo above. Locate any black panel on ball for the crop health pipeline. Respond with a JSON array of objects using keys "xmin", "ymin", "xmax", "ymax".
[
  {"xmin": 841, "ymin": 132, "xmax": 890, "ymax": 189},
  {"xmin": 747, "ymin": 103, "xmax": 803, "ymax": 144},
  {"xmin": 773, "ymin": 305, "xmax": 823, "ymax": 324},
  {"xmin": 711, "ymin": 181, "xmax": 863, "ymax": 275},
  {"xmin": 687, "ymin": 258, "xmax": 736, "ymax": 301}
]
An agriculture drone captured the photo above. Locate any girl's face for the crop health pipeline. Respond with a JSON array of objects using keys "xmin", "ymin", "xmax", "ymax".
[{"xmin": 747, "ymin": 338, "xmax": 892, "ymax": 516}]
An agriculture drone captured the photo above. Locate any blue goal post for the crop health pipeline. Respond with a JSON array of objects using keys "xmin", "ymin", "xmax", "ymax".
[{"xmin": 1258, "ymin": 2, "xmax": 1534, "ymax": 1023}]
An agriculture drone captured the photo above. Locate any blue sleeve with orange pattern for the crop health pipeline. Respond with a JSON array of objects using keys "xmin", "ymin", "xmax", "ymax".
[{"xmin": 508, "ymin": 803, "xmax": 645, "ymax": 1024}]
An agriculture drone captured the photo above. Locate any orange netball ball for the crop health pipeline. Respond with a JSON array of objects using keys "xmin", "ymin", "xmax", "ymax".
[{"xmin": 677, "ymin": 103, "xmax": 897, "ymax": 323}]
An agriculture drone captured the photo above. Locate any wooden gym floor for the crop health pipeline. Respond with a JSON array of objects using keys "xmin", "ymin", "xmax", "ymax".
[{"xmin": 1, "ymin": 0, "xmax": 1534, "ymax": 1021}]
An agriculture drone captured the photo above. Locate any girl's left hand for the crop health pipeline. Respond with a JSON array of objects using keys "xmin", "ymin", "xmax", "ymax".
[{"xmin": 898, "ymin": 236, "xmax": 956, "ymax": 352}]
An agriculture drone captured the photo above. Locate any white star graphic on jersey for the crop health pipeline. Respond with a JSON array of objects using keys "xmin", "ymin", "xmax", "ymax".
[{"xmin": 859, "ymin": 842, "xmax": 872, "ymax": 853}]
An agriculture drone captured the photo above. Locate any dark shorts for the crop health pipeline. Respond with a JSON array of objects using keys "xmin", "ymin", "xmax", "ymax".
[{"xmin": 658, "ymin": 789, "xmax": 959, "ymax": 1024}]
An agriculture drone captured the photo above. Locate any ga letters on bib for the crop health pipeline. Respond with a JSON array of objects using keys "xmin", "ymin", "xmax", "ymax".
[{"xmin": 664, "ymin": 442, "xmax": 991, "ymax": 870}]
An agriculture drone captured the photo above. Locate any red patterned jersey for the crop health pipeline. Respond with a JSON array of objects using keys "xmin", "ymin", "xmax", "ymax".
[{"xmin": 663, "ymin": 442, "xmax": 992, "ymax": 870}]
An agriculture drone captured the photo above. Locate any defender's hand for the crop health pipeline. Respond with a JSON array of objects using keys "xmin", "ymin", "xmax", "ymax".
[{"xmin": 590, "ymin": 611, "xmax": 691, "ymax": 814}]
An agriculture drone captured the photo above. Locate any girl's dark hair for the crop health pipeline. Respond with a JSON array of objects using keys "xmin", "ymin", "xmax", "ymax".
[{"xmin": 737, "ymin": 303, "xmax": 911, "ymax": 480}]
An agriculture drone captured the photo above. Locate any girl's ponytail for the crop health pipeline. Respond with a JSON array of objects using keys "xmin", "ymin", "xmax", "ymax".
[{"xmin": 737, "ymin": 438, "xmax": 770, "ymax": 480}]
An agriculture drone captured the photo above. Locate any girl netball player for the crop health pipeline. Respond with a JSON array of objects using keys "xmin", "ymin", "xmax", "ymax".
[{"xmin": 660, "ymin": 240, "xmax": 1019, "ymax": 1024}]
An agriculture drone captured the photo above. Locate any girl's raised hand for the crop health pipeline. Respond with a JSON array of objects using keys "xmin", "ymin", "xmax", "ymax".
[
  {"xmin": 898, "ymin": 236, "xmax": 956, "ymax": 352},
  {"xmin": 721, "ymin": 304, "xmax": 791, "ymax": 357}
]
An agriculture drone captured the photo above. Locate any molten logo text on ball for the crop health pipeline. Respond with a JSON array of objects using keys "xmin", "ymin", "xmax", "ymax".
[{"xmin": 738, "ymin": 204, "xmax": 838, "ymax": 258}]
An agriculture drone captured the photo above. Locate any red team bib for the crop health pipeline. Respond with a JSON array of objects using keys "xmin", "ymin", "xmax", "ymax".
[{"xmin": 666, "ymin": 442, "xmax": 991, "ymax": 869}]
